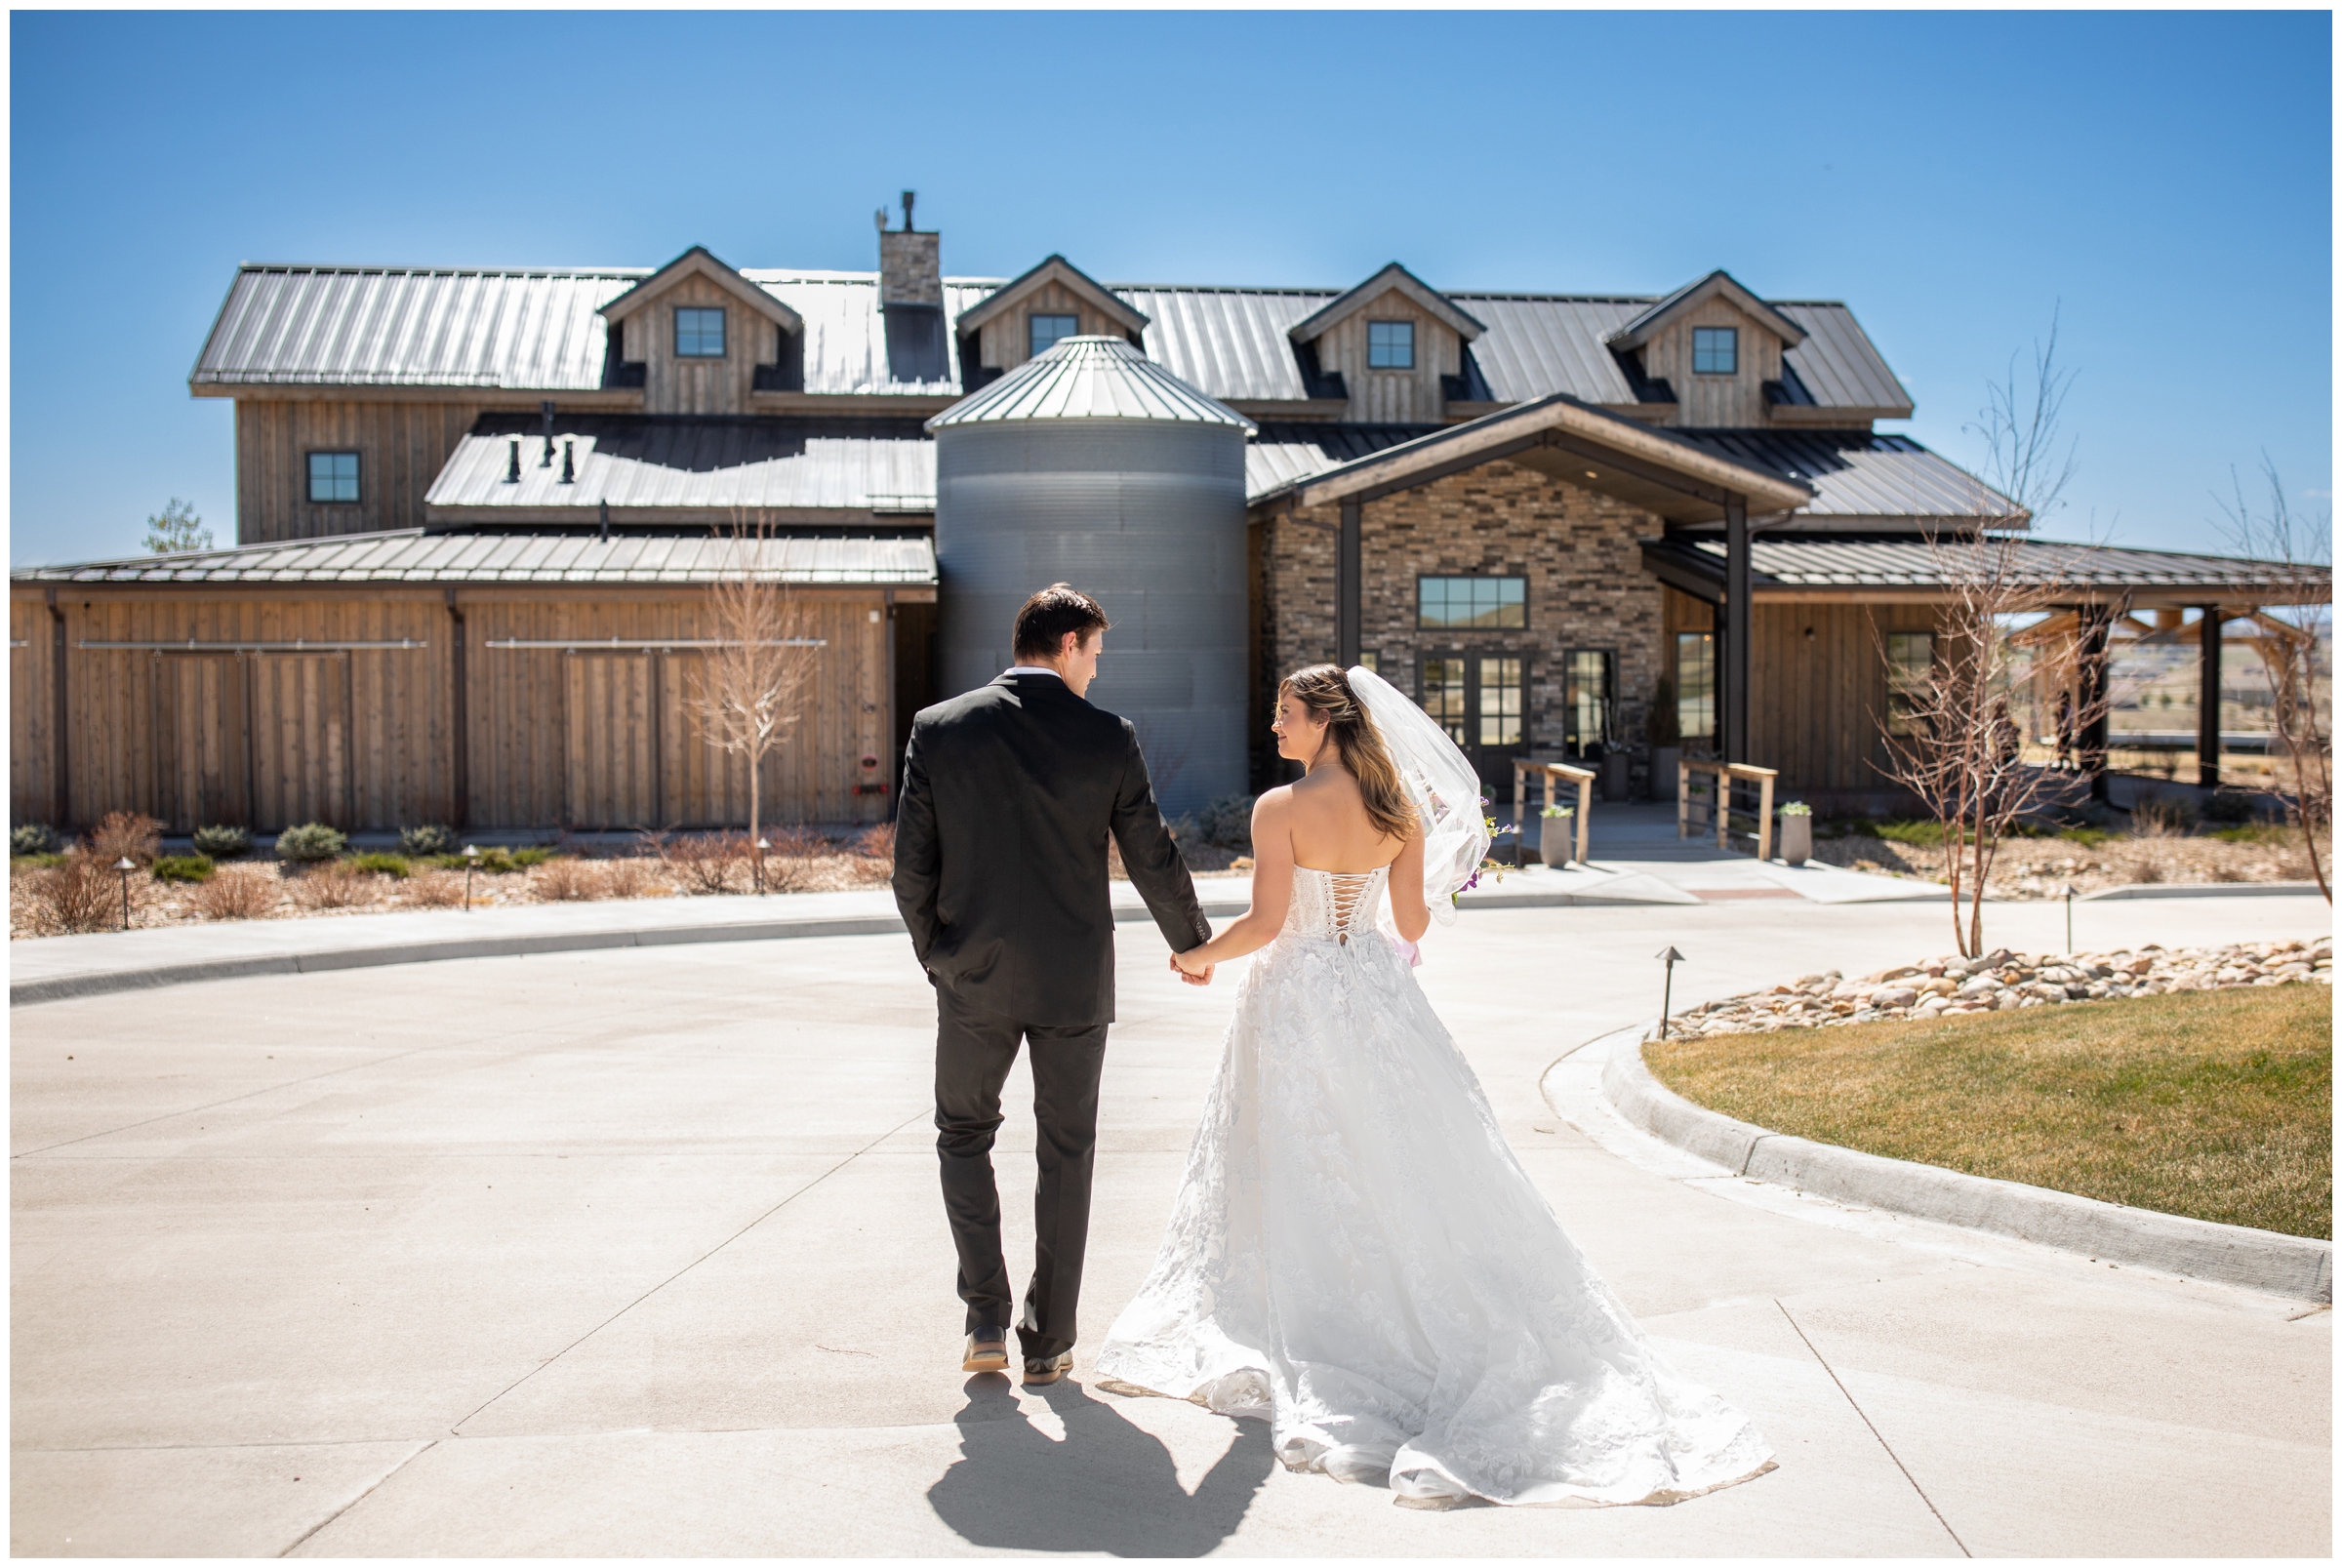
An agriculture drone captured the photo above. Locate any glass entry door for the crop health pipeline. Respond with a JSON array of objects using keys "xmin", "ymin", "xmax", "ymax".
[{"xmin": 1421, "ymin": 653, "xmax": 1526, "ymax": 794}]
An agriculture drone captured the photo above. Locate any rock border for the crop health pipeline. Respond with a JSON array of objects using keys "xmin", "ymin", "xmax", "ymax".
[{"xmin": 1598, "ymin": 1031, "xmax": 2333, "ymax": 1303}]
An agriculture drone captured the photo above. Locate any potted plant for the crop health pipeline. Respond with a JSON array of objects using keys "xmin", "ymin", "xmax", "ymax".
[
  {"xmin": 1777, "ymin": 800, "xmax": 1813, "ymax": 864},
  {"xmin": 1647, "ymin": 675, "xmax": 1680, "ymax": 802},
  {"xmin": 1539, "ymin": 803, "xmax": 1575, "ymax": 868}
]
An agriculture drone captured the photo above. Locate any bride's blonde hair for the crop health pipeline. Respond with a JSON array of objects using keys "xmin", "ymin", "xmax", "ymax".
[{"xmin": 1279, "ymin": 664, "xmax": 1417, "ymax": 842}]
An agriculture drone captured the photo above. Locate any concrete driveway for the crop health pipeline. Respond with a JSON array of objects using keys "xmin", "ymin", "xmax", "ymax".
[{"xmin": 11, "ymin": 892, "xmax": 2331, "ymax": 1556}]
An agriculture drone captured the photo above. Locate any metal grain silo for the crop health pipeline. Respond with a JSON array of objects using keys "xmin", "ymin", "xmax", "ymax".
[{"xmin": 927, "ymin": 336, "xmax": 1255, "ymax": 819}]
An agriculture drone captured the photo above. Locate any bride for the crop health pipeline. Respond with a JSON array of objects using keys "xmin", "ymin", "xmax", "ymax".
[{"xmin": 1094, "ymin": 663, "xmax": 1775, "ymax": 1509}]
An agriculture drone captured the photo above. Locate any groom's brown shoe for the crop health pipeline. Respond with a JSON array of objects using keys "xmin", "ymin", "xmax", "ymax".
[
  {"xmin": 1023, "ymin": 1350, "xmax": 1073, "ymax": 1387},
  {"xmin": 962, "ymin": 1325, "xmax": 1009, "ymax": 1374}
]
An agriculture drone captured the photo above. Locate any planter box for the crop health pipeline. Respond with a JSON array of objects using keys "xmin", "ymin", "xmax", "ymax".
[
  {"xmin": 1541, "ymin": 816, "xmax": 1575, "ymax": 868},
  {"xmin": 1651, "ymin": 745, "xmax": 1680, "ymax": 801},
  {"xmin": 1777, "ymin": 813, "xmax": 1813, "ymax": 864}
]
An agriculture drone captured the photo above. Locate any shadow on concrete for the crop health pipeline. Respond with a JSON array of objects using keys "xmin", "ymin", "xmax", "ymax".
[{"xmin": 926, "ymin": 1375, "xmax": 1273, "ymax": 1555}]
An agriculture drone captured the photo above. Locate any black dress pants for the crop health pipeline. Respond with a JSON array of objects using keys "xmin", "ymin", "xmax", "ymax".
[{"xmin": 933, "ymin": 984, "xmax": 1110, "ymax": 1361}]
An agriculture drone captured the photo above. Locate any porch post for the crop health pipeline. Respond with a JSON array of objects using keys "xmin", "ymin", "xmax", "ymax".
[
  {"xmin": 1336, "ymin": 499, "xmax": 1361, "ymax": 668},
  {"xmin": 1722, "ymin": 498, "xmax": 1751, "ymax": 764},
  {"xmin": 2078, "ymin": 604, "xmax": 2112, "ymax": 801},
  {"xmin": 2195, "ymin": 605, "xmax": 2223, "ymax": 790},
  {"xmin": 445, "ymin": 588, "xmax": 469, "ymax": 830}
]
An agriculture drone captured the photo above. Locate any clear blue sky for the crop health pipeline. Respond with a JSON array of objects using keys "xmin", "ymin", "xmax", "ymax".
[{"xmin": 9, "ymin": 9, "xmax": 2330, "ymax": 565}]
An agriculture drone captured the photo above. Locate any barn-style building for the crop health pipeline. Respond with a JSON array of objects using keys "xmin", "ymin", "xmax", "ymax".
[{"xmin": 10, "ymin": 209, "xmax": 2322, "ymax": 835}]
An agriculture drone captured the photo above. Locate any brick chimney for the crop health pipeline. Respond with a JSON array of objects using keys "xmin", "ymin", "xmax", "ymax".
[{"xmin": 879, "ymin": 189, "xmax": 942, "ymax": 308}]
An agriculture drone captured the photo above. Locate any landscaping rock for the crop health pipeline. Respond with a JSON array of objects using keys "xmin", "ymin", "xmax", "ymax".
[{"xmin": 1661, "ymin": 938, "xmax": 2331, "ymax": 1039}]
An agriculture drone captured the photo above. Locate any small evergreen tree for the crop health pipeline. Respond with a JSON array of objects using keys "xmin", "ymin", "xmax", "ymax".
[{"xmin": 144, "ymin": 498, "xmax": 212, "ymax": 555}]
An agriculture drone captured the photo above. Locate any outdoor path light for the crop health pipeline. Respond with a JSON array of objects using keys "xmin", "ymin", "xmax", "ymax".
[
  {"xmin": 1656, "ymin": 945, "xmax": 1685, "ymax": 1038},
  {"xmin": 2059, "ymin": 882, "xmax": 2078, "ymax": 954},
  {"xmin": 464, "ymin": 845, "xmax": 481, "ymax": 910},
  {"xmin": 115, "ymin": 858, "xmax": 137, "ymax": 931},
  {"xmin": 754, "ymin": 837, "xmax": 770, "ymax": 895}
]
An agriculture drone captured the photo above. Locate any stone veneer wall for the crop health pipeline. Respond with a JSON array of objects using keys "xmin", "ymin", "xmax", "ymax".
[{"xmin": 1254, "ymin": 460, "xmax": 1666, "ymax": 787}]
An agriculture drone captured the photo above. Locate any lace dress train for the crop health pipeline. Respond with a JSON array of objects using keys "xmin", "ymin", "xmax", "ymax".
[{"xmin": 1095, "ymin": 867, "xmax": 1774, "ymax": 1508}]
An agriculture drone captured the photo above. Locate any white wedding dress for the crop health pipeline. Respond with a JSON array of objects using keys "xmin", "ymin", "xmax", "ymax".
[{"xmin": 1095, "ymin": 864, "xmax": 1776, "ymax": 1508}]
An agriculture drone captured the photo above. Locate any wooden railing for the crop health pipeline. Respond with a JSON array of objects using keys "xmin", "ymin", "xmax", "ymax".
[
  {"xmin": 1678, "ymin": 759, "xmax": 1779, "ymax": 862},
  {"xmin": 1513, "ymin": 758, "xmax": 1596, "ymax": 867}
]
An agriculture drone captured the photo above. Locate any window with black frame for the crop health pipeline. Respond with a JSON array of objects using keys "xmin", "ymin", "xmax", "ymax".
[
  {"xmin": 1675, "ymin": 631, "xmax": 1716, "ymax": 744},
  {"xmin": 1367, "ymin": 320, "xmax": 1415, "ymax": 369},
  {"xmin": 1420, "ymin": 657, "xmax": 1469, "ymax": 747},
  {"xmin": 1477, "ymin": 657, "xmax": 1523, "ymax": 747},
  {"xmin": 674, "ymin": 306, "xmax": 726, "ymax": 357},
  {"xmin": 1417, "ymin": 576, "xmax": 1525, "ymax": 630},
  {"xmin": 1885, "ymin": 631, "xmax": 1936, "ymax": 736},
  {"xmin": 1029, "ymin": 313, "xmax": 1079, "ymax": 357},
  {"xmin": 1562, "ymin": 649, "xmax": 1613, "ymax": 756},
  {"xmin": 1692, "ymin": 326, "xmax": 1737, "ymax": 375},
  {"xmin": 307, "ymin": 451, "xmax": 359, "ymax": 503}
]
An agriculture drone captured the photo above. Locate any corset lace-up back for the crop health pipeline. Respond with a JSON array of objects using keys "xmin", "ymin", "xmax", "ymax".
[{"xmin": 1286, "ymin": 865, "xmax": 1389, "ymax": 945}]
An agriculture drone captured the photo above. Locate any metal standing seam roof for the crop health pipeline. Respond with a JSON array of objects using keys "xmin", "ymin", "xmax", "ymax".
[
  {"xmin": 1651, "ymin": 536, "xmax": 2330, "ymax": 597},
  {"xmin": 1675, "ymin": 431, "xmax": 2015, "ymax": 522},
  {"xmin": 12, "ymin": 531, "xmax": 938, "ymax": 586},
  {"xmin": 425, "ymin": 416, "xmax": 938, "ymax": 512},
  {"xmin": 191, "ymin": 264, "xmax": 1913, "ymax": 415},
  {"xmin": 927, "ymin": 336, "xmax": 1255, "ymax": 430}
]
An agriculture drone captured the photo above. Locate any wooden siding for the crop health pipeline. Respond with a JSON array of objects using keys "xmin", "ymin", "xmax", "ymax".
[
  {"xmin": 1746, "ymin": 600, "xmax": 1942, "ymax": 794},
  {"xmin": 1639, "ymin": 296, "xmax": 1784, "ymax": 428},
  {"xmin": 973, "ymin": 280, "xmax": 1145, "ymax": 378},
  {"xmin": 236, "ymin": 399, "xmax": 484, "ymax": 543},
  {"xmin": 634, "ymin": 273, "xmax": 778, "ymax": 417},
  {"xmin": 1307, "ymin": 288, "xmax": 1459, "ymax": 424},
  {"xmin": 9, "ymin": 586, "xmax": 894, "ymax": 834}
]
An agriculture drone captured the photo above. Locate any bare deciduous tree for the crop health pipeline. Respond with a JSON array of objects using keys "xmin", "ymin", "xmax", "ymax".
[
  {"xmin": 2214, "ymin": 458, "xmax": 2332, "ymax": 903},
  {"xmin": 1874, "ymin": 313, "xmax": 2111, "ymax": 956},
  {"xmin": 685, "ymin": 514, "xmax": 825, "ymax": 853}
]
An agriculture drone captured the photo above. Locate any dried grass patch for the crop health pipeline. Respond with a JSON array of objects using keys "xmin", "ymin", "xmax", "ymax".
[
  {"xmin": 190, "ymin": 864, "xmax": 281, "ymax": 921},
  {"xmin": 1647, "ymin": 984, "xmax": 2331, "ymax": 1238},
  {"xmin": 289, "ymin": 862, "xmax": 382, "ymax": 911}
]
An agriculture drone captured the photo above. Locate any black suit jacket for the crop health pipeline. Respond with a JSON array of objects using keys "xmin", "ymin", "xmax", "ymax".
[{"xmin": 892, "ymin": 672, "xmax": 1211, "ymax": 1026}]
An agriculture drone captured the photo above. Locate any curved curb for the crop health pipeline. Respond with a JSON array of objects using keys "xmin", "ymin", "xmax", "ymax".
[{"xmin": 1600, "ymin": 1033, "xmax": 2333, "ymax": 1303}]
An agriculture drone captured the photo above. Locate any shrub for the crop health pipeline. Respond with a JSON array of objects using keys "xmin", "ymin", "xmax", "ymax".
[
  {"xmin": 1778, "ymin": 801, "xmax": 1812, "ymax": 817},
  {"xmin": 510, "ymin": 847, "xmax": 555, "ymax": 867},
  {"xmin": 191, "ymin": 864, "xmax": 278, "ymax": 921},
  {"xmin": 346, "ymin": 853, "xmax": 413, "ymax": 878},
  {"xmin": 290, "ymin": 860, "xmax": 378, "ymax": 910},
  {"xmin": 855, "ymin": 822, "xmax": 897, "ymax": 864},
  {"xmin": 2059, "ymin": 825, "xmax": 2114, "ymax": 848},
  {"xmin": 1197, "ymin": 794, "xmax": 1258, "ymax": 853},
  {"xmin": 192, "ymin": 824, "xmax": 253, "ymax": 860},
  {"xmin": 534, "ymin": 858, "xmax": 607, "ymax": 902},
  {"xmin": 150, "ymin": 854, "xmax": 216, "ymax": 883},
  {"xmin": 1875, "ymin": 820, "xmax": 1947, "ymax": 848},
  {"xmin": 2211, "ymin": 823, "xmax": 2291, "ymax": 845},
  {"xmin": 397, "ymin": 824, "xmax": 458, "ymax": 858},
  {"xmin": 21, "ymin": 853, "xmax": 122, "ymax": 934},
  {"xmin": 275, "ymin": 823, "xmax": 347, "ymax": 863},
  {"xmin": 2130, "ymin": 793, "xmax": 2199, "ymax": 835},
  {"xmin": 601, "ymin": 856, "xmax": 658, "ymax": 898},
  {"xmin": 404, "ymin": 869, "xmax": 468, "ymax": 908},
  {"xmin": 661, "ymin": 831, "xmax": 747, "ymax": 894},
  {"xmin": 11, "ymin": 824, "xmax": 58, "ymax": 857},
  {"xmin": 90, "ymin": 812, "xmax": 164, "ymax": 866},
  {"xmin": 13, "ymin": 853, "xmax": 65, "ymax": 870}
]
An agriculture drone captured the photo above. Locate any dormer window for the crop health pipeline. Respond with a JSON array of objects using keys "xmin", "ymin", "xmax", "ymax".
[
  {"xmin": 307, "ymin": 451, "xmax": 359, "ymax": 503},
  {"xmin": 674, "ymin": 306, "xmax": 726, "ymax": 358},
  {"xmin": 1367, "ymin": 320, "xmax": 1415, "ymax": 370},
  {"xmin": 1029, "ymin": 313, "xmax": 1079, "ymax": 357},
  {"xmin": 1692, "ymin": 326, "xmax": 1738, "ymax": 376}
]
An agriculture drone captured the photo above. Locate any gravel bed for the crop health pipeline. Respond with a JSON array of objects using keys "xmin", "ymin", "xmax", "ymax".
[{"xmin": 1665, "ymin": 937, "xmax": 2334, "ymax": 1039}]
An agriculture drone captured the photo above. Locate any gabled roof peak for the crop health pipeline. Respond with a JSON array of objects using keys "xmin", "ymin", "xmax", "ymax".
[
  {"xmin": 1287, "ymin": 262, "xmax": 1485, "ymax": 344},
  {"xmin": 1605, "ymin": 269, "xmax": 1805, "ymax": 351},
  {"xmin": 952, "ymin": 254, "xmax": 1149, "ymax": 335},
  {"xmin": 598, "ymin": 246, "xmax": 803, "ymax": 332}
]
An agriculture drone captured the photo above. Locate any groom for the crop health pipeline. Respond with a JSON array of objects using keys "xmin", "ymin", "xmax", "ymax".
[{"xmin": 892, "ymin": 583, "xmax": 1215, "ymax": 1386}]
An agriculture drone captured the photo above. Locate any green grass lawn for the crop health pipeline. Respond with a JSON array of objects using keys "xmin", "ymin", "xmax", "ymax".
[{"xmin": 1646, "ymin": 985, "xmax": 2331, "ymax": 1239}]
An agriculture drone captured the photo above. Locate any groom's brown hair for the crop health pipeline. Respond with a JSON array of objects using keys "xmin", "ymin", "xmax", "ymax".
[{"xmin": 1012, "ymin": 583, "xmax": 1111, "ymax": 661}]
